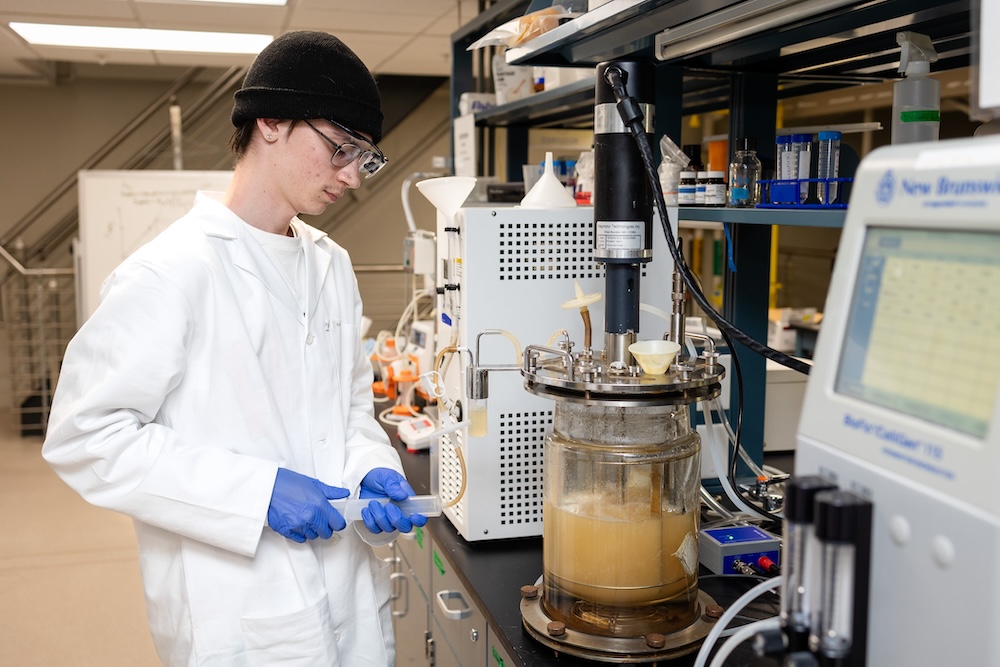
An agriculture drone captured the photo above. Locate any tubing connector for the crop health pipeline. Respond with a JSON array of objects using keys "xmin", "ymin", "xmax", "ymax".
[{"xmin": 561, "ymin": 279, "xmax": 601, "ymax": 351}]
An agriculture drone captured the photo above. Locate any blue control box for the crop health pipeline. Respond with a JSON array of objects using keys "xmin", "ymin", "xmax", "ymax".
[{"xmin": 699, "ymin": 525, "xmax": 780, "ymax": 575}]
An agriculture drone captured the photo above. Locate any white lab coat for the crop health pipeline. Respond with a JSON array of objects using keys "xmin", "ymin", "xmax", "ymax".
[{"xmin": 43, "ymin": 192, "xmax": 403, "ymax": 666}]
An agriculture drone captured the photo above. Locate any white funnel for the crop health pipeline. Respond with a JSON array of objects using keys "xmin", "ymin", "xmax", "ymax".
[
  {"xmin": 415, "ymin": 176, "xmax": 477, "ymax": 220},
  {"xmin": 520, "ymin": 151, "xmax": 577, "ymax": 209}
]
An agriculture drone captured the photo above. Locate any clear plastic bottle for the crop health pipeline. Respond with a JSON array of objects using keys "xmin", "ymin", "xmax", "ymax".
[
  {"xmin": 728, "ymin": 138, "xmax": 762, "ymax": 208},
  {"xmin": 892, "ymin": 32, "xmax": 940, "ymax": 144},
  {"xmin": 792, "ymin": 133, "xmax": 813, "ymax": 204},
  {"xmin": 817, "ymin": 131, "xmax": 841, "ymax": 205}
]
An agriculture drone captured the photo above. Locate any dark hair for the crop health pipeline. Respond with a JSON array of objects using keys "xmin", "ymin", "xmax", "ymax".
[
  {"xmin": 229, "ymin": 119, "xmax": 256, "ymax": 159},
  {"xmin": 228, "ymin": 119, "xmax": 303, "ymax": 162}
]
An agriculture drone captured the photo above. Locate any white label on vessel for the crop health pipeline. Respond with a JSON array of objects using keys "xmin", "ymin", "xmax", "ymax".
[{"xmin": 596, "ymin": 220, "xmax": 644, "ymax": 251}]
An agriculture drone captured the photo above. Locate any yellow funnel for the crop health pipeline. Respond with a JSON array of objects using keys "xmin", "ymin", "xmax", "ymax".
[{"xmin": 628, "ymin": 340, "xmax": 681, "ymax": 375}]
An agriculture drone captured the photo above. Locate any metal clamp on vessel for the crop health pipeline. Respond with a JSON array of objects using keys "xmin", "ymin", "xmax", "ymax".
[{"xmin": 522, "ymin": 341, "xmax": 725, "ymax": 406}]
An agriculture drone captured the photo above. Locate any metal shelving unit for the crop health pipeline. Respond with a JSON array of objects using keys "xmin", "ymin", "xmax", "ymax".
[
  {"xmin": 506, "ymin": 0, "xmax": 971, "ymax": 102},
  {"xmin": 464, "ymin": 0, "xmax": 972, "ymax": 128},
  {"xmin": 452, "ymin": 0, "xmax": 973, "ymax": 473},
  {"xmin": 679, "ymin": 206, "xmax": 846, "ymax": 227}
]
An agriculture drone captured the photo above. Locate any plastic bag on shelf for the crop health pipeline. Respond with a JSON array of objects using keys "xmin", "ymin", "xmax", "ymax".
[
  {"xmin": 657, "ymin": 134, "xmax": 690, "ymax": 206},
  {"xmin": 467, "ymin": 6, "xmax": 575, "ymax": 50},
  {"xmin": 492, "ymin": 52, "xmax": 534, "ymax": 105}
]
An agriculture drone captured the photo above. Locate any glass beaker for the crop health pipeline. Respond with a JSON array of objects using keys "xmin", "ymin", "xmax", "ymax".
[{"xmin": 542, "ymin": 400, "xmax": 702, "ymax": 638}]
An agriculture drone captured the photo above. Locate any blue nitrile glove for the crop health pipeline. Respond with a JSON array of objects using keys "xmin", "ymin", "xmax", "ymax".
[
  {"xmin": 267, "ymin": 468, "xmax": 351, "ymax": 543},
  {"xmin": 359, "ymin": 467, "xmax": 429, "ymax": 535}
]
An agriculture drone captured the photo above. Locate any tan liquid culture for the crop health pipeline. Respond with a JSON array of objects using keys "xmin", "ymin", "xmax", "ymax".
[{"xmin": 544, "ymin": 496, "xmax": 697, "ymax": 605}]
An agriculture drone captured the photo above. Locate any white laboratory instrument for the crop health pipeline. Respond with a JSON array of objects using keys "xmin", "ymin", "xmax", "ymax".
[
  {"xmin": 397, "ymin": 414, "xmax": 437, "ymax": 451},
  {"xmin": 796, "ymin": 135, "xmax": 1000, "ymax": 665},
  {"xmin": 434, "ymin": 204, "xmax": 677, "ymax": 541}
]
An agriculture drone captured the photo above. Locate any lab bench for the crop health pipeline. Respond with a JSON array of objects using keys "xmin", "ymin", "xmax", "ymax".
[{"xmin": 386, "ymin": 432, "xmax": 780, "ymax": 667}]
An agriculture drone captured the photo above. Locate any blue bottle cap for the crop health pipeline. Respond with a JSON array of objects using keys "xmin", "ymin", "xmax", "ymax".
[
  {"xmin": 818, "ymin": 130, "xmax": 842, "ymax": 140},
  {"xmin": 792, "ymin": 133, "xmax": 812, "ymax": 142},
  {"xmin": 776, "ymin": 135, "xmax": 792, "ymax": 145}
]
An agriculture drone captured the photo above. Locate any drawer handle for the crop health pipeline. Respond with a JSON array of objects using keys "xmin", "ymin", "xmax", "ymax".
[
  {"xmin": 435, "ymin": 589, "xmax": 472, "ymax": 620},
  {"xmin": 390, "ymin": 572, "xmax": 408, "ymax": 617}
]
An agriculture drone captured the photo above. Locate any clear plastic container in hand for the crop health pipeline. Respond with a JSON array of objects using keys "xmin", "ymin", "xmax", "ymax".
[{"xmin": 329, "ymin": 495, "xmax": 443, "ymax": 522}]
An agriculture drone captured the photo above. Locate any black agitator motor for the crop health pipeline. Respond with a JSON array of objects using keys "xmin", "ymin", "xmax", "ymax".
[{"xmin": 593, "ymin": 60, "xmax": 655, "ymax": 368}]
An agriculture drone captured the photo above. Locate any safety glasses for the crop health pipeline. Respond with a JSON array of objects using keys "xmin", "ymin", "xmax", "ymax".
[{"xmin": 303, "ymin": 119, "xmax": 388, "ymax": 178}]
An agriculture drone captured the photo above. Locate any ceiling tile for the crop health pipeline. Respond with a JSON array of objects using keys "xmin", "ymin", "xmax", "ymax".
[
  {"xmin": 0, "ymin": 0, "xmax": 490, "ymax": 78},
  {"xmin": 27, "ymin": 43, "xmax": 159, "ymax": 66},
  {"xmin": 154, "ymin": 49, "xmax": 256, "ymax": 67},
  {"xmin": 0, "ymin": 0, "xmax": 133, "ymax": 18},
  {"xmin": 288, "ymin": 9, "xmax": 435, "ymax": 36},
  {"xmin": 130, "ymin": 3, "xmax": 288, "ymax": 32},
  {"xmin": 373, "ymin": 34, "xmax": 452, "ymax": 76}
]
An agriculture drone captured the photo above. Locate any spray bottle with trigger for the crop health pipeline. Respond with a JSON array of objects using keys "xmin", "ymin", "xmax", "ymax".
[{"xmin": 891, "ymin": 31, "xmax": 940, "ymax": 144}]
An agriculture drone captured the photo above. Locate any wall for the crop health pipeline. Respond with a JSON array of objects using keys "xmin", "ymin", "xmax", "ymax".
[{"xmin": 0, "ymin": 73, "xmax": 453, "ymax": 431}]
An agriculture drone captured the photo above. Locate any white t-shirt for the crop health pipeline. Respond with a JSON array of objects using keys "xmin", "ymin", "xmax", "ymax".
[{"xmin": 244, "ymin": 223, "xmax": 305, "ymax": 307}]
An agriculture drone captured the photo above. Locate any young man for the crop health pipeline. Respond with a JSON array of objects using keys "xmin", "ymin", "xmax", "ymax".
[{"xmin": 43, "ymin": 31, "xmax": 424, "ymax": 666}]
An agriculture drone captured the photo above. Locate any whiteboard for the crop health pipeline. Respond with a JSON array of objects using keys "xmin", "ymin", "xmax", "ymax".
[{"xmin": 77, "ymin": 169, "xmax": 233, "ymax": 324}]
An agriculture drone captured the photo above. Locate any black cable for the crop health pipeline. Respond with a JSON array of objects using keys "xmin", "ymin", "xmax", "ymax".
[
  {"xmin": 604, "ymin": 65, "xmax": 785, "ymax": 525},
  {"xmin": 720, "ymin": 326, "xmax": 745, "ymax": 487},
  {"xmin": 602, "ymin": 66, "xmax": 812, "ymax": 377},
  {"xmin": 719, "ymin": 328, "xmax": 780, "ymax": 527},
  {"xmin": 718, "ymin": 326, "xmax": 781, "ymax": 525}
]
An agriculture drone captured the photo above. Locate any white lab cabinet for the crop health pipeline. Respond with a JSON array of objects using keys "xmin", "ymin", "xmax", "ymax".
[
  {"xmin": 390, "ymin": 526, "xmax": 491, "ymax": 667},
  {"xmin": 430, "ymin": 538, "xmax": 487, "ymax": 667},
  {"xmin": 487, "ymin": 626, "xmax": 516, "ymax": 667},
  {"xmin": 393, "ymin": 529, "xmax": 431, "ymax": 666},
  {"xmin": 385, "ymin": 529, "xmax": 431, "ymax": 667}
]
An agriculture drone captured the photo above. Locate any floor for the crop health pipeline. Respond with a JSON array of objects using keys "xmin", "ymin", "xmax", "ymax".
[{"xmin": 0, "ymin": 419, "xmax": 161, "ymax": 666}]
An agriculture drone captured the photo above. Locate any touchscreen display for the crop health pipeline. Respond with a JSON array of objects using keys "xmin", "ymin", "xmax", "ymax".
[{"xmin": 835, "ymin": 227, "xmax": 1000, "ymax": 438}]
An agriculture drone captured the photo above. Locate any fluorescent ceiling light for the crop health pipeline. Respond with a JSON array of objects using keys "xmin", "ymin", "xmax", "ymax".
[{"xmin": 9, "ymin": 22, "xmax": 273, "ymax": 54}]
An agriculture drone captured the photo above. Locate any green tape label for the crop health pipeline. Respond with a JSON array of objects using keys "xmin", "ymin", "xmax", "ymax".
[
  {"xmin": 415, "ymin": 526, "xmax": 424, "ymax": 549},
  {"xmin": 433, "ymin": 550, "xmax": 445, "ymax": 576},
  {"xmin": 492, "ymin": 645, "xmax": 505, "ymax": 666},
  {"xmin": 900, "ymin": 110, "xmax": 941, "ymax": 123}
]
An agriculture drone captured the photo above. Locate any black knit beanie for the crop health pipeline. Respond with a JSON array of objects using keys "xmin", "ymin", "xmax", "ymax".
[{"xmin": 232, "ymin": 31, "xmax": 384, "ymax": 143}]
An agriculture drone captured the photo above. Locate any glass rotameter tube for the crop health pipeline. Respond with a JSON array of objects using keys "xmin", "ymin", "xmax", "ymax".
[{"xmin": 781, "ymin": 476, "xmax": 838, "ymax": 651}]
